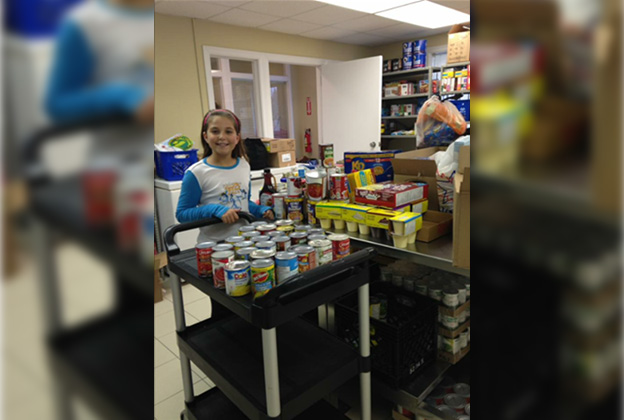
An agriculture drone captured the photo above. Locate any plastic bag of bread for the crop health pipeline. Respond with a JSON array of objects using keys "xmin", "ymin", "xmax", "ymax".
[{"xmin": 416, "ymin": 96, "xmax": 467, "ymax": 147}]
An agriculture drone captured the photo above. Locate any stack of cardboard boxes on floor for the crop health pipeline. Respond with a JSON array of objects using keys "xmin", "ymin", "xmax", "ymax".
[{"xmin": 262, "ymin": 138, "xmax": 296, "ymax": 168}]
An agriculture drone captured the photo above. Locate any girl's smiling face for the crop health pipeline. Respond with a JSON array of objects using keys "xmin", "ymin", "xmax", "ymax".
[{"xmin": 204, "ymin": 116, "xmax": 240, "ymax": 159}]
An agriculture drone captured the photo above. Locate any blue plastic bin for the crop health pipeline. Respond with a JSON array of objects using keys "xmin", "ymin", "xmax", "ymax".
[
  {"xmin": 6, "ymin": 0, "xmax": 84, "ymax": 37},
  {"xmin": 154, "ymin": 149, "xmax": 198, "ymax": 181},
  {"xmin": 450, "ymin": 100, "xmax": 470, "ymax": 123}
]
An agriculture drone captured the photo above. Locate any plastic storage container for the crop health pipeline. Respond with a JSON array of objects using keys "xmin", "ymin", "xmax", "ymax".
[
  {"xmin": 450, "ymin": 100, "xmax": 470, "ymax": 122},
  {"xmin": 154, "ymin": 149, "xmax": 198, "ymax": 181},
  {"xmin": 336, "ymin": 281, "xmax": 438, "ymax": 388}
]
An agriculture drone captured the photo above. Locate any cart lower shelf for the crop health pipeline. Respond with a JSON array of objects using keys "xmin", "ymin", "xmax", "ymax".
[
  {"xmin": 186, "ymin": 387, "xmax": 351, "ymax": 420},
  {"xmin": 178, "ymin": 315, "xmax": 360, "ymax": 420}
]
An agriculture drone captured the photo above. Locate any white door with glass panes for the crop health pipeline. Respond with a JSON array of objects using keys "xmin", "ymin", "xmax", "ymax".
[{"xmin": 320, "ymin": 56, "xmax": 382, "ymax": 164}]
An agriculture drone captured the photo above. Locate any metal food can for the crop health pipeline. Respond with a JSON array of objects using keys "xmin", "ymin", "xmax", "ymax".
[
  {"xmin": 195, "ymin": 241, "xmax": 216, "ymax": 278},
  {"xmin": 377, "ymin": 293, "xmax": 388, "ymax": 319},
  {"xmin": 213, "ymin": 243, "xmax": 234, "ymax": 252},
  {"xmin": 276, "ymin": 225, "xmax": 295, "ymax": 236},
  {"xmin": 256, "ymin": 224, "xmax": 277, "ymax": 235},
  {"xmin": 251, "ymin": 258, "xmax": 275, "ymax": 298},
  {"xmin": 224, "ymin": 260, "xmax": 251, "ymax": 297},
  {"xmin": 429, "ymin": 386, "xmax": 446, "ymax": 405},
  {"xmin": 236, "ymin": 246, "xmax": 257, "ymax": 261},
  {"xmin": 273, "ymin": 236, "xmax": 291, "ymax": 252},
  {"xmin": 289, "ymin": 231, "xmax": 308, "ymax": 245},
  {"xmin": 309, "ymin": 239, "xmax": 332, "ymax": 266},
  {"xmin": 295, "ymin": 245, "xmax": 317, "ymax": 272},
  {"xmin": 306, "ymin": 171, "xmax": 326, "ymax": 202},
  {"xmin": 415, "ymin": 280, "xmax": 428, "ymax": 296},
  {"xmin": 458, "ymin": 310, "xmax": 467, "ymax": 324},
  {"xmin": 272, "ymin": 193, "xmax": 288, "ymax": 220},
  {"xmin": 251, "ymin": 221, "xmax": 267, "ymax": 228},
  {"xmin": 459, "ymin": 331, "xmax": 469, "ymax": 349},
  {"xmin": 309, "ymin": 228, "xmax": 325, "ymax": 235},
  {"xmin": 319, "ymin": 143, "xmax": 334, "ymax": 167},
  {"xmin": 285, "ymin": 196, "xmax": 304, "ymax": 224},
  {"xmin": 395, "ymin": 405, "xmax": 414, "ymax": 419},
  {"xmin": 327, "ymin": 234, "xmax": 350, "ymax": 260},
  {"xmin": 275, "ymin": 219, "xmax": 295, "ymax": 227},
  {"xmin": 256, "ymin": 240, "xmax": 277, "ymax": 254},
  {"xmin": 295, "ymin": 224, "xmax": 312, "ymax": 233},
  {"xmin": 457, "ymin": 416, "xmax": 470, "ymax": 420},
  {"xmin": 329, "ymin": 173, "xmax": 349, "ymax": 201},
  {"xmin": 244, "ymin": 231, "xmax": 261, "ymax": 241},
  {"xmin": 287, "ymin": 177, "xmax": 303, "ymax": 196},
  {"xmin": 250, "ymin": 249, "xmax": 276, "ymax": 260},
  {"xmin": 307, "ymin": 234, "xmax": 327, "ymax": 242},
  {"xmin": 238, "ymin": 225, "xmax": 256, "ymax": 236},
  {"xmin": 234, "ymin": 240, "xmax": 254, "ymax": 251},
  {"xmin": 268, "ymin": 230, "xmax": 284, "ymax": 239},
  {"xmin": 442, "ymin": 287, "xmax": 459, "ymax": 308},
  {"xmin": 437, "ymin": 405, "xmax": 457, "ymax": 417},
  {"xmin": 453, "ymin": 383, "xmax": 470, "ymax": 403},
  {"xmin": 275, "ymin": 251, "xmax": 298, "ymax": 285},
  {"xmin": 465, "ymin": 403, "xmax": 470, "ymax": 416},
  {"xmin": 252, "ymin": 235, "xmax": 271, "ymax": 243},
  {"xmin": 441, "ymin": 314, "xmax": 459, "ymax": 329},
  {"xmin": 211, "ymin": 250, "xmax": 234, "ymax": 289},
  {"xmin": 443, "ymin": 394, "xmax": 466, "ymax": 413},
  {"xmin": 225, "ymin": 235, "xmax": 244, "ymax": 246},
  {"xmin": 428, "ymin": 282, "xmax": 443, "ymax": 301},
  {"xmin": 370, "ymin": 296, "xmax": 381, "ymax": 320}
]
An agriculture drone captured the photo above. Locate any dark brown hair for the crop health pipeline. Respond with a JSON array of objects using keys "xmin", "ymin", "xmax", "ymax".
[{"xmin": 200, "ymin": 109, "xmax": 248, "ymax": 161}]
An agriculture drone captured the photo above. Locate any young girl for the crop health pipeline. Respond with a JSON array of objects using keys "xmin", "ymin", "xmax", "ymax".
[{"xmin": 176, "ymin": 109, "xmax": 274, "ymax": 242}]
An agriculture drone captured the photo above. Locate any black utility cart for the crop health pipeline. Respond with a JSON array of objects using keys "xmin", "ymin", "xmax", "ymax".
[{"xmin": 165, "ymin": 214, "xmax": 377, "ymax": 420}]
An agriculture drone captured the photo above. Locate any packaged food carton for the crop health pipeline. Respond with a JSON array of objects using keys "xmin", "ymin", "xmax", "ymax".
[
  {"xmin": 355, "ymin": 182, "xmax": 428, "ymax": 208},
  {"xmin": 447, "ymin": 22, "xmax": 470, "ymax": 64},
  {"xmin": 344, "ymin": 150, "xmax": 401, "ymax": 183}
]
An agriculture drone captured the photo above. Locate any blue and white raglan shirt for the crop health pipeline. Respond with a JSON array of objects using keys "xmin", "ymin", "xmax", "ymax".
[
  {"xmin": 176, "ymin": 158, "xmax": 271, "ymax": 243},
  {"xmin": 45, "ymin": 0, "xmax": 154, "ymax": 159}
]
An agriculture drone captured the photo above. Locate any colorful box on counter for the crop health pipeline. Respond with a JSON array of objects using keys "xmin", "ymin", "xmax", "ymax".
[
  {"xmin": 411, "ymin": 198, "xmax": 429, "ymax": 214},
  {"xmin": 365, "ymin": 208, "xmax": 400, "ymax": 229},
  {"xmin": 389, "ymin": 212, "xmax": 423, "ymax": 236},
  {"xmin": 347, "ymin": 169, "xmax": 376, "ymax": 202},
  {"xmin": 344, "ymin": 150, "xmax": 401, "ymax": 183},
  {"xmin": 355, "ymin": 182, "xmax": 429, "ymax": 209},
  {"xmin": 342, "ymin": 204, "xmax": 370, "ymax": 224},
  {"xmin": 315, "ymin": 200, "xmax": 348, "ymax": 220}
]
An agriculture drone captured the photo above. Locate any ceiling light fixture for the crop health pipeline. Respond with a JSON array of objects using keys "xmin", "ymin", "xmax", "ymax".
[
  {"xmin": 316, "ymin": 0, "xmax": 418, "ymax": 15},
  {"xmin": 376, "ymin": 1, "xmax": 470, "ymax": 29}
]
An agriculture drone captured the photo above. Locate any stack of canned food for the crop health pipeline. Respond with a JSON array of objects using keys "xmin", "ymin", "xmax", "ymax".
[
  {"xmin": 194, "ymin": 220, "xmax": 351, "ymax": 299},
  {"xmin": 424, "ymin": 381, "xmax": 470, "ymax": 419}
]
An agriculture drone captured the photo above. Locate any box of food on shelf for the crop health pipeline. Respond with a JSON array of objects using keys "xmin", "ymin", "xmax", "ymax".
[
  {"xmin": 389, "ymin": 212, "xmax": 423, "ymax": 236},
  {"xmin": 438, "ymin": 320, "xmax": 470, "ymax": 339},
  {"xmin": 347, "ymin": 169, "xmax": 376, "ymax": 202},
  {"xmin": 342, "ymin": 204, "xmax": 369, "ymax": 224},
  {"xmin": 355, "ymin": 182, "xmax": 428, "ymax": 208},
  {"xmin": 391, "ymin": 147, "xmax": 446, "ymax": 211},
  {"xmin": 344, "ymin": 150, "xmax": 401, "ymax": 183},
  {"xmin": 411, "ymin": 198, "xmax": 429, "ymax": 214},
  {"xmin": 438, "ymin": 344, "xmax": 470, "ymax": 365},
  {"xmin": 365, "ymin": 208, "xmax": 400, "ymax": 229},
  {"xmin": 261, "ymin": 138, "xmax": 295, "ymax": 153},
  {"xmin": 384, "ymin": 83, "xmax": 400, "ymax": 97},
  {"xmin": 416, "ymin": 210, "xmax": 452, "ymax": 243},
  {"xmin": 315, "ymin": 200, "xmax": 348, "ymax": 220},
  {"xmin": 447, "ymin": 22, "xmax": 470, "ymax": 64}
]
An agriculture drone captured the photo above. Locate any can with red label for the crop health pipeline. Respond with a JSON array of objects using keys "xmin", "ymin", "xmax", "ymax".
[
  {"xmin": 211, "ymin": 250, "xmax": 234, "ymax": 289},
  {"xmin": 290, "ymin": 231, "xmax": 308, "ymax": 245},
  {"xmin": 295, "ymin": 245, "xmax": 317, "ymax": 272},
  {"xmin": 275, "ymin": 219, "xmax": 294, "ymax": 228},
  {"xmin": 285, "ymin": 196, "xmax": 304, "ymax": 224},
  {"xmin": 287, "ymin": 177, "xmax": 303, "ymax": 196},
  {"xmin": 274, "ymin": 236, "xmax": 291, "ymax": 252},
  {"xmin": 272, "ymin": 193, "xmax": 288, "ymax": 220},
  {"xmin": 196, "ymin": 241, "xmax": 216, "ymax": 277},
  {"xmin": 329, "ymin": 173, "xmax": 349, "ymax": 201},
  {"xmin": 327, "ymin": 234, "xmax": 350, "ymax": 260},
  {"xmin": 256, "ymin": 224, "xmax": 277, "ymax": 235},
  {"xmin": 443, "ymin": 394, "xmax": 466, "ymax": 413}
]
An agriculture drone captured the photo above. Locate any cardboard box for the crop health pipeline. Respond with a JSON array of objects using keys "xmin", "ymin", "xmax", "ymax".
[
  {"xmin": 365, "ymin": 208, "xmax": 399, "ymax": 229},
  {"xmin": 391, "ymin": 147, "xmax": 445, "ymax": 211},
  {"xmin": 355, "ymin": 182, "xmax": 428, "ymax": 208},
  {"xmin": 315, "ymin": 201, "xmax": 347, "ymax": 220},
  {"xmin": 342, "ymin": 204, "xmax": 369, "ymax": 224},
  {"xmin": 154, "ymin": 252, "xmax": 168, "ymax": 303},
  {"xmin": 416, "ymin": 210, "xmax": 453, "ymax": 243},
  {"xmin": 447, "ymin": 22, "xmax": 470, "ymax": 64},
  {"xmin": 347, "ymin": 169, "xmax": 376, "ymax": 203},
  {"xmin": 452, "ymin": 146, "xmax": 470, "ymax": 269},
  {"xmin": 262, "ymin": 138, "xmax": 296, "ymax": 153},
  {"xmin": 267, "ymin": 150, "xmax": 296, "ymax": 168},
  {"xmin": 438, "ymin": 320, "xmax": 470, "ymax": 339},
  {"xmin": 389, "ymin": 212, "xmax": 423, "ymax": 236},
  {"xmin": 438, "ymin": 343, "xmax": 470, "ymax": 365},
  {"xmin": 344, "ymin": 150, "xmax": 401, "ymax": 183},
  {"xmin": 410, "ymin": 198, "xmax": 428, "ymax": 214},
  {"xmin": 439, "ymin": 299, "xmax": 470, "ymax": 317}
]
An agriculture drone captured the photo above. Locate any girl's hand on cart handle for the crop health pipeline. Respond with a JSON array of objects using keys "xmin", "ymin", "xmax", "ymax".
[
  {"xmin": 221, "ymin": 209, "xmax": 240, "ymax": 224},
  {"xmin": 263, "ymin": 209, "xmax": 275, "ymax": 221}
]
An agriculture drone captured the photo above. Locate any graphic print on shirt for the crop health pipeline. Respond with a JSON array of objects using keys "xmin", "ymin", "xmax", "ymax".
[{"xmin": 219, "ymin": 182, "xmax": 248, "ymax": 209}]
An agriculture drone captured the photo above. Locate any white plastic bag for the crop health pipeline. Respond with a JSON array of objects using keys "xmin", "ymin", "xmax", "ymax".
[{"xmin": 432, "ymin": 136, "xmax": 470, "ymax": 213}]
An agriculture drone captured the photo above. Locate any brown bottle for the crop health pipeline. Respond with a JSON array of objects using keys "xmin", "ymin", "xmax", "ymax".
[{"xmin": 259, "ymin": 169, "xmax": 277, "ymax": 207}]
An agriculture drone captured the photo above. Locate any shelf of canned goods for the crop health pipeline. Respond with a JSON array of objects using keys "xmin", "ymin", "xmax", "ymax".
[{"xmin": 164, "ymin": 213, "xmax": 378, "ymax": 420}]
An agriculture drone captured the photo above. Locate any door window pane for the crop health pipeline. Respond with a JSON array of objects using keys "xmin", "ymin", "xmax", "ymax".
[
  {"xmin": 230, "ymin": 60, "xmax": 253, "ymax": 74},
  {"xmin": 212, "ymin": 77, "xmax": 223, "ymax": 109},
  {"xmin": 269, "ymin": 63, "xmax": 285, "ymax": 76},
  {"xmin": 270, "ymin": 81, "xmax": 289, "ymax": 138},
  {"xmin": 210, "ymin": 57, "xmax": 220, "ymax": 71},
  {"xmin": 232, "ymin": 79, "xmax": 256, "ymax": 138}
]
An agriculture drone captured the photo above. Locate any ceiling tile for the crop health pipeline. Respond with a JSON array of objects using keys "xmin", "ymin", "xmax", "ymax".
[
  {"xmin": 369, "ymin": 22, "xmax": 425, "ymax": 38},
  {"xmin": 290, "ymin": 5, "xmax": 367, "ymax": 26},
  {"xmin": 299, "ymin": 26, "xmax": 357, "ymax": 41},
  {"xmin": 211, "ymin": 1, "xmax": 253, "ymax": 6},
  {"xmin": 155, "ymin": 1, "xmax": 231, "ymax": 19},
  {"xmin": 239, "ymin": 1, "xmax": 325, "ymax": 18},
  {"xmin": 334, "ymin": 32, "xmax": 393, "ymax": 46},
  {"xmin": 206, "ymin": 8, "xmax": 282, "ymax": 27},
  {"xmin": 331, "ymin": 14, "xmax": 398, "ymax": 32},
  {"xmin": 258, "ymin": 18, "xmax": 322, "ymax": 35},
  {"xmin": 429, "ymin": 0, "xmax": 471, "ymax": 14}
]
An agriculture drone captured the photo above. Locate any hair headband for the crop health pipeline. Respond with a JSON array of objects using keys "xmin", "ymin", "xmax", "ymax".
[{"xmin": 204, "ymin": 109, "xmax": 241, "ymax": 132}]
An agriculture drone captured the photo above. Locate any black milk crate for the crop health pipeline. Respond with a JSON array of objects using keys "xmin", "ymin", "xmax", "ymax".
[{"xmin": 335, "ymin": 281, "xmax": 438, "ymax": 388}]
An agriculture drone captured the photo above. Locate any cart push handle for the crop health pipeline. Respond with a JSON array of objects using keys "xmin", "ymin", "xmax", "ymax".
[
  {"xmin": 164, "ymin": 212, "xmax": 257, "ymax": 257},
  {"xmin": 253, "ymin": 246, "xmax": 377, "ymax": 308}
]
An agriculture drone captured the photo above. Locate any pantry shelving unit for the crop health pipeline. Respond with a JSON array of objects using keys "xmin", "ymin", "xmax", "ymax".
[
  {"xmin": 164, "ymin": 214, "xmax": 378, "ymax": 420},
  {"xmin": 22, "ymin": 118, "xmax": 153, "ymax": 420}
]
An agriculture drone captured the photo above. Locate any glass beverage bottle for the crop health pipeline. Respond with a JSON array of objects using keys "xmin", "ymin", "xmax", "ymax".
[{"xmin": 259, "ymin": 168, "xmax": 277, "ymax": 207}]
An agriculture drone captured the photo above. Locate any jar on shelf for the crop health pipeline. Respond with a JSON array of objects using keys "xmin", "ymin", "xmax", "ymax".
[{"xmin": 442, "ymin": 287, "xmax": 459, "ymax": 308}]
